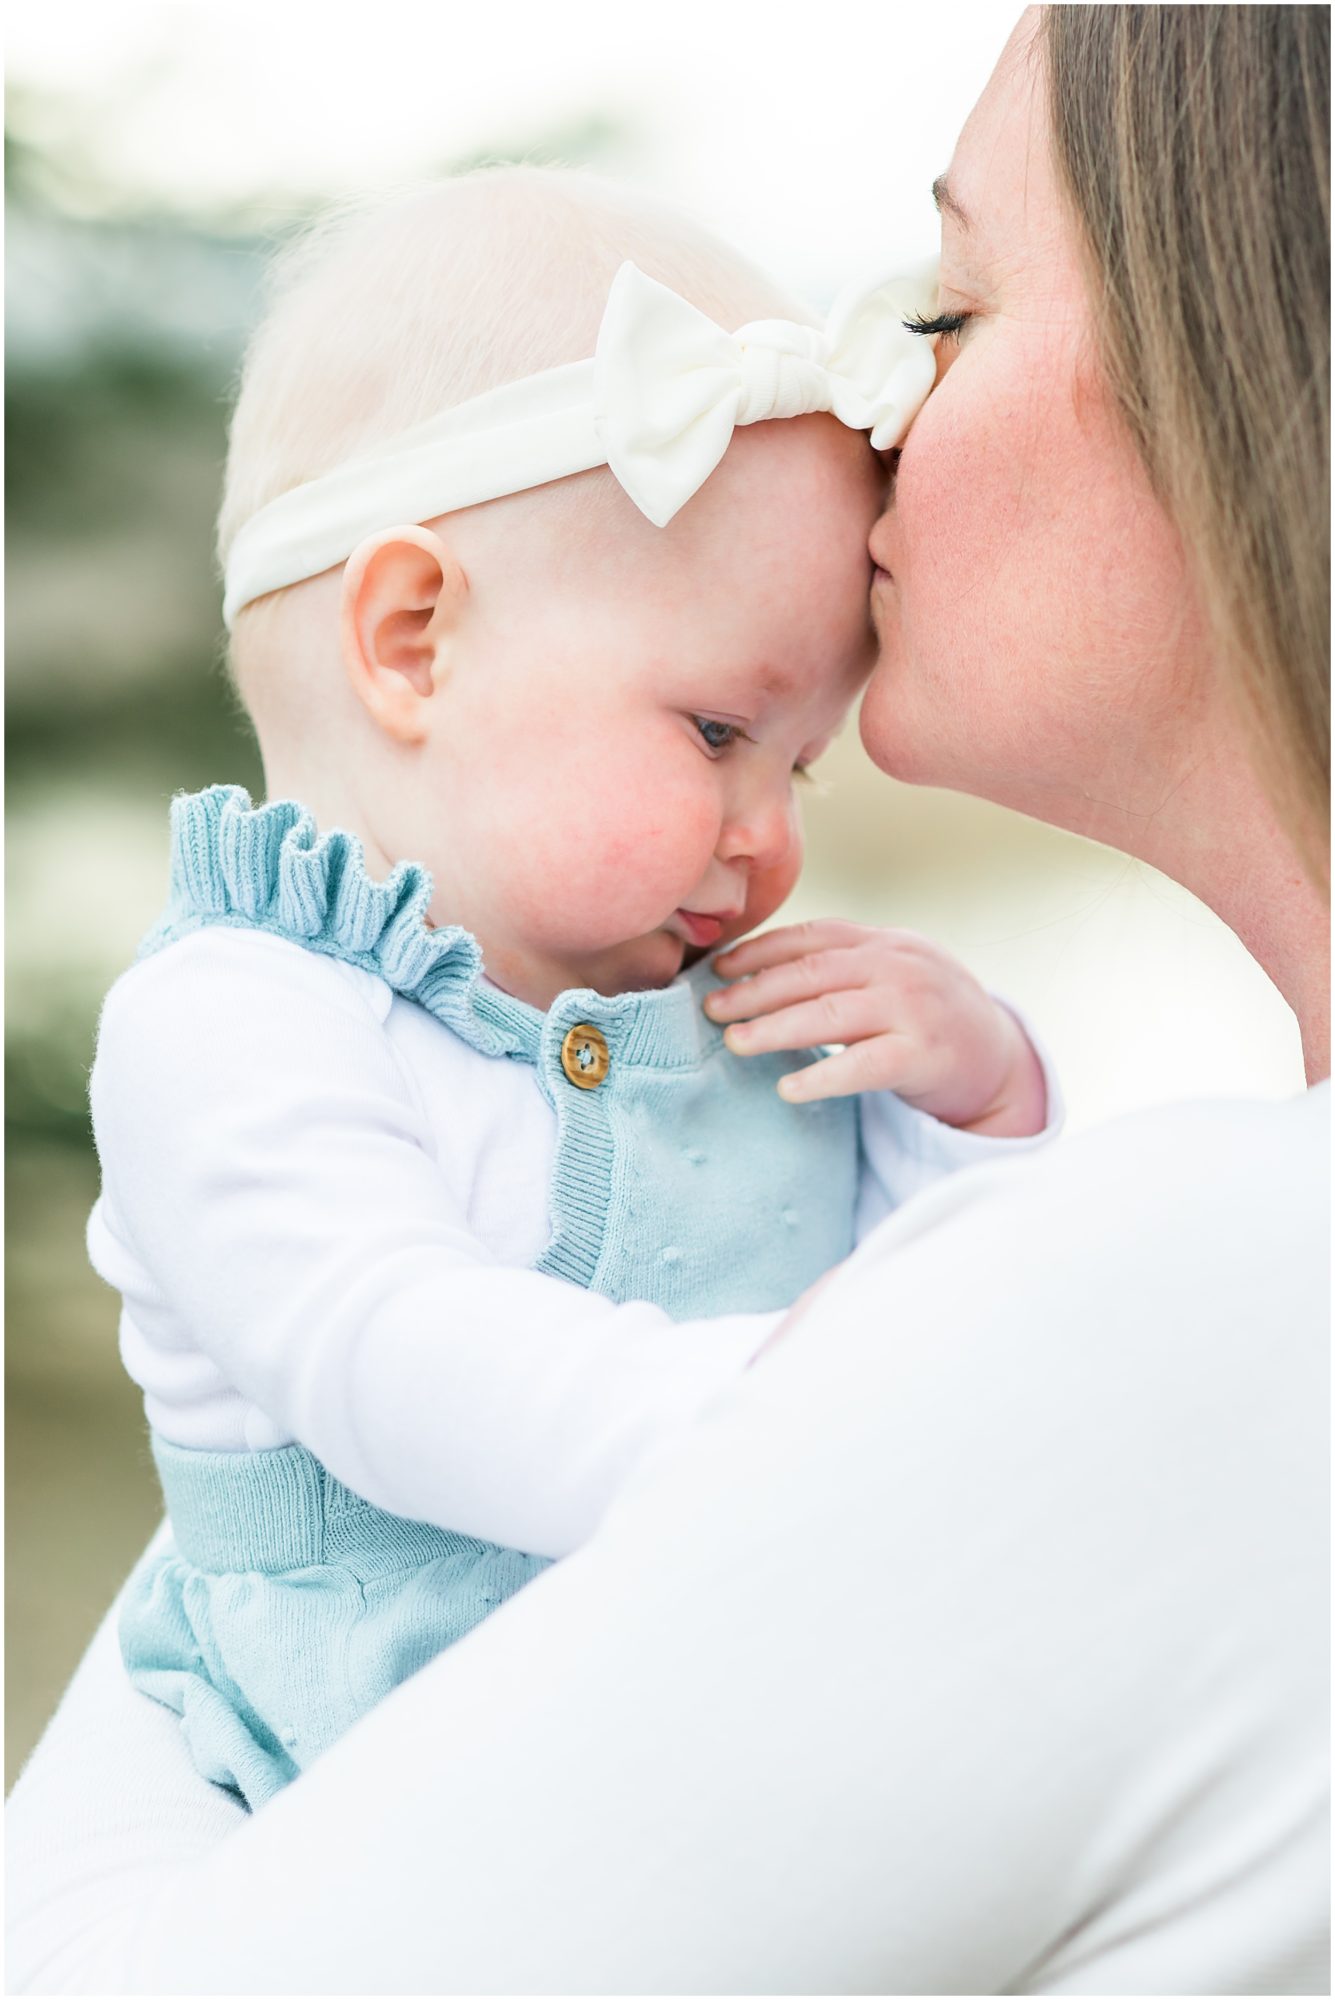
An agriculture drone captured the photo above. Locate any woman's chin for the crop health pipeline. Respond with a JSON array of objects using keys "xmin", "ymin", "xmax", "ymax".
[{"xmin": 858, "ymin": 662, "xmax": 927, "ymax": 782}]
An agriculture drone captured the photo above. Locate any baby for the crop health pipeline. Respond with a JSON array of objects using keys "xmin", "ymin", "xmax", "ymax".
[{"xmin": 88, "ymin": 169, "xmax": 1057, "ymax": 1809}]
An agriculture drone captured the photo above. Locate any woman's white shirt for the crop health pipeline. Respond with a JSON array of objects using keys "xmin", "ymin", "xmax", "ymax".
[
  {"xmin": 84, "ymin": 923, "xmax": 1057, "ymax": 1556},
  {"xmin": 9, "ymin": 1080, "xmax": 1327, "ymax": 1995}
]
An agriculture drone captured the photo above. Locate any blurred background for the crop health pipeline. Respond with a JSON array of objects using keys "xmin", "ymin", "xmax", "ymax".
[{"xmin": 5, "ymin": 0, "xmax": 1305, "ymax": 1788}]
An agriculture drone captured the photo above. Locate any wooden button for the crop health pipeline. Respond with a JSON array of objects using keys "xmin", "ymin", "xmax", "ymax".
[{"xmin": 560, "ymin": 1023, "xmax": 610, "ymax": 1089}]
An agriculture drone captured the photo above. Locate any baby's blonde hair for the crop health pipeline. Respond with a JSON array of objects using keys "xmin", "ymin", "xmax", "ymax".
[{"xmin": 220, "ymin": 167, "xmax": 811, "ymax": 690}]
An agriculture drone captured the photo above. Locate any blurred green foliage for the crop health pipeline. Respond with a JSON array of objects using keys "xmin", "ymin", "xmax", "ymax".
[
  {"xmin": 4, "ymin": 91, "xmax": 640, "ymax": 1787},
  {"xmin": 6, "ymin": 133, "xmax": 264, "ymax": 1788}
]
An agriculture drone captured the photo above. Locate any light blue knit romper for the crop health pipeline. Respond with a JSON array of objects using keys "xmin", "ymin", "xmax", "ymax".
[{"xmin": 119, "ymin": 787, "xmax": 860, "ymax": 1807}]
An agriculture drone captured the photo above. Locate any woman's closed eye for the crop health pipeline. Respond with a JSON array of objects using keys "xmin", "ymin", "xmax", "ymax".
[{"xmin": 902, "ymin": 308, "xmax": 972, "ymax": 346}]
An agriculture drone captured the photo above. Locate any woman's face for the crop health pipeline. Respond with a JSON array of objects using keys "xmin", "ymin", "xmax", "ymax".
[{"xmin": 863, "ymin": 9, "xmax": 1210, "ymax": 842}]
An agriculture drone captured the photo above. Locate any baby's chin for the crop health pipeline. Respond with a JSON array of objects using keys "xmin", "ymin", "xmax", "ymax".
[
  {"xmin": 550, "ymin": 913, "xmax": 759, "ymax": 999},
  {"xmin": 568, "ymin": 927, "xmax": 688, "ymax": 998}
]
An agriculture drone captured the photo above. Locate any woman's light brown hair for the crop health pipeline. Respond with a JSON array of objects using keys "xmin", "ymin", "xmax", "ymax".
[{"xmin": 1044, "ymin": 4, "xmax": 1330, "ymax": 870}]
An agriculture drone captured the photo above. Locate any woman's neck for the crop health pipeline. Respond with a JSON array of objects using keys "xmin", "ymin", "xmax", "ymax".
[
  {"xmin": 1132, "ymin": 751, "xmax": 1330, "ymax": 1085},
  {"xmin": 1205, "ymin": 834, "xmax": 1330, "ymax": 1086}
]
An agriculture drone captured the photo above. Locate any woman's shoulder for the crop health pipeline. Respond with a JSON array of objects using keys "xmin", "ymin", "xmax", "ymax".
[
  {"xmin": 828, "ymin": 1083, "xmax": 1329, "ymax": 1433},
  {"xmin": 1030, "ymin": 1088, "xmax": 1327, "ymax": 1344},
  {"xmin": 1081, "ymin": 1079, "xmax": 1327, "ymax": 1156},
  {"xmin": 866, "ymin": 1083, "xmax": 1327, "ymax": 1271},
  {"xmin": 1036, "ymin": 1084, "xmax": 1328, "ymax": 1249},
  {"xmin": 815, "ymin": 1084, "xmax": 1329, "ymax": 1470}
]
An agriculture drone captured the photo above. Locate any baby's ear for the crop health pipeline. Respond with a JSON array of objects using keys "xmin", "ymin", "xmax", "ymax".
[{"xmin": 340, "ymin": 527, "xmax": 469, "ymax": 743}]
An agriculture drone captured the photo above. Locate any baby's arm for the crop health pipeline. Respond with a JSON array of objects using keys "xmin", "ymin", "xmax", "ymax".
[{"xmin": 91, "ymin": 932, "xmax": 776, "ymax": 1561}]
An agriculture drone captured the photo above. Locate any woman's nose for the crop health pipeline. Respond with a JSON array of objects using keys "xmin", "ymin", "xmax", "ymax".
[{"xmin": 868, "ymin": 473, "xmax": 897, "ymax": 573}]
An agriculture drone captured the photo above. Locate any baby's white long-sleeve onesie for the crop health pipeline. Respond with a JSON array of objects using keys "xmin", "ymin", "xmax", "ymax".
[{"xmin": 88, "ymin": 925, "xmax": 1059, "ymax": 1559}]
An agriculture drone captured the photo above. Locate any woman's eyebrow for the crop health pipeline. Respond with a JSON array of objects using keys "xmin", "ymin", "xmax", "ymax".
[{"xmin": 931, "ymin": 174, "xmax": 973, "ymax": 231}]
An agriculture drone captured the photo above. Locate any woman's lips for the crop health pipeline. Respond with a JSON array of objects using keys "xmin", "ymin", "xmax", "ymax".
[{"xmin": 674, "ymin": 909, "xmax": 726, "ymax": 948}]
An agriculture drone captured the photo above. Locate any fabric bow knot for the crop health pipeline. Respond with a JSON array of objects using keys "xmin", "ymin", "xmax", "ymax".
[
  {"xmin": 221, "ymin": 258, "xmax": 942, "ymax": 625},
  {"xmin": 594, "ymin": 261, "xmax": 940, "ymax": 527}
]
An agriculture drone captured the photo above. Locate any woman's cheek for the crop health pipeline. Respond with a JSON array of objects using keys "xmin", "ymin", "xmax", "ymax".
[
  {"xmin": 862, "ymin": 332, "xmax": 1078, "ymax": 785},
  {"xmin": 860, "ymin": 405, "xmax": 982, "ymax": 780},
  {"xmin": 897, "ymin": 355, "xmax": 1028, "ymax": 628}
]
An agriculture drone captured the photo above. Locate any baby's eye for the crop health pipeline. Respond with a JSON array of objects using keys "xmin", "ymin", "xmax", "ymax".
[{"xmin": 692, "ymin": 716, "xmax": 743, "ymax": 753}]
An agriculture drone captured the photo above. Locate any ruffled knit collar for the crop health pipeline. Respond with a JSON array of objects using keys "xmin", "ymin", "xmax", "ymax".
[{"xmin": 143, "ymin": 785, "xmax": 723, "ymax": 1071}]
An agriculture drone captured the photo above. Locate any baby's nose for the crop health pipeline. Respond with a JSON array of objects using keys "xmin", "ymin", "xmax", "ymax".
[{"xmin": 718, "ymin": 789, "xmax": 796, "ymax": 871}]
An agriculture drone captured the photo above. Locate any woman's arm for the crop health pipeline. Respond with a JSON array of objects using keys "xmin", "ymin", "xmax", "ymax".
[
  {"xmin": 5, "ymin": 1527, "xmax": 247, "ymax": 1992},
  {"xmin": 11, "ymin": 1091, "xmax": 1325, "ymax": 1994}
]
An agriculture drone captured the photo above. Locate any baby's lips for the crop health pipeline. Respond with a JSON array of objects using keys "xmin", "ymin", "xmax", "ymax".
[
  {"xmin": 673, "ymin": 904, "xmax": 746, "ymax": 952},
  {"xmin": 674, "ymin": 909, "xmax": 725, "ymax": 949}
]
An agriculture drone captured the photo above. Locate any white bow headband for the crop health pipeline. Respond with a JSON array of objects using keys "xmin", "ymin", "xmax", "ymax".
[{"xmin": 222, "ymin": 260, "xmax": 939, "ymax": 627}]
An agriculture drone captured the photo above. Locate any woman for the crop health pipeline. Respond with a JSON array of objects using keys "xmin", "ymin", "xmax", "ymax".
[{"xmin": 8, "ymin": 7, "xmax": 1328, "ymax": 1992}]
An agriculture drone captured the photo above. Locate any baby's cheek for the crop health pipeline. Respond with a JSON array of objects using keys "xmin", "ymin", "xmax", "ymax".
[
  {"xmin": 594, "ymin": 780, "xmax": 721, "ymax": 928},
  {"xmin": 506, "ymin": 748, "xmax": 719, "ymax": 945}
]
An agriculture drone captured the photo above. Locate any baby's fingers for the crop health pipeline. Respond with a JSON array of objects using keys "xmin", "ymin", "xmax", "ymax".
[
  {"xmin": 779, "ymin": 1041, "xmax": 908, "ymax": 1104},
  {"xmin": 704, "ymin": 945, "xmax": 868, "ymax": 1025},
  {"xmin": 713, "ymin": 920, "xmax": 869, "ymax": 980},
  {"xmin": 721, "ymin": 989, "xmax": 886, "ymax": 1058}
]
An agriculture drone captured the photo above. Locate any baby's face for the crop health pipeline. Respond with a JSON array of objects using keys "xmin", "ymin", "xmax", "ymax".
[{"xmin": 422, "ymin": 416, "xmax": 883, "ymax": 1008}]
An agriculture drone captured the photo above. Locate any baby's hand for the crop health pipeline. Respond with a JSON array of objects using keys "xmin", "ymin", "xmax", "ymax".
[{"xmin": 705, "ymin": 920, "xmax": 1047, "ymax": 1137}]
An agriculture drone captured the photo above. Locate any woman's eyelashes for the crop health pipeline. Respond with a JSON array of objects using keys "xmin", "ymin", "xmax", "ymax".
[{"xmin": 902, "ymin": 308, "xmax": 972, "ymax": 346}]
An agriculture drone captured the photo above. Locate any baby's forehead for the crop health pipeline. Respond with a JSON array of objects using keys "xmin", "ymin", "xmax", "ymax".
[
  {"xmin": 520, "ymin": 418, "xmax": 876, "ymax": 587},
  {"xmin": 220, "ymin": 168, "xmax": 817, "ymax": 598},
  {"xmin": 652, "ymin": 417, "xmax": 883, "ymax": 563},
  {"xmin": 752, "ymin": 654, "xmax": 860, "ymax": 734}
]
